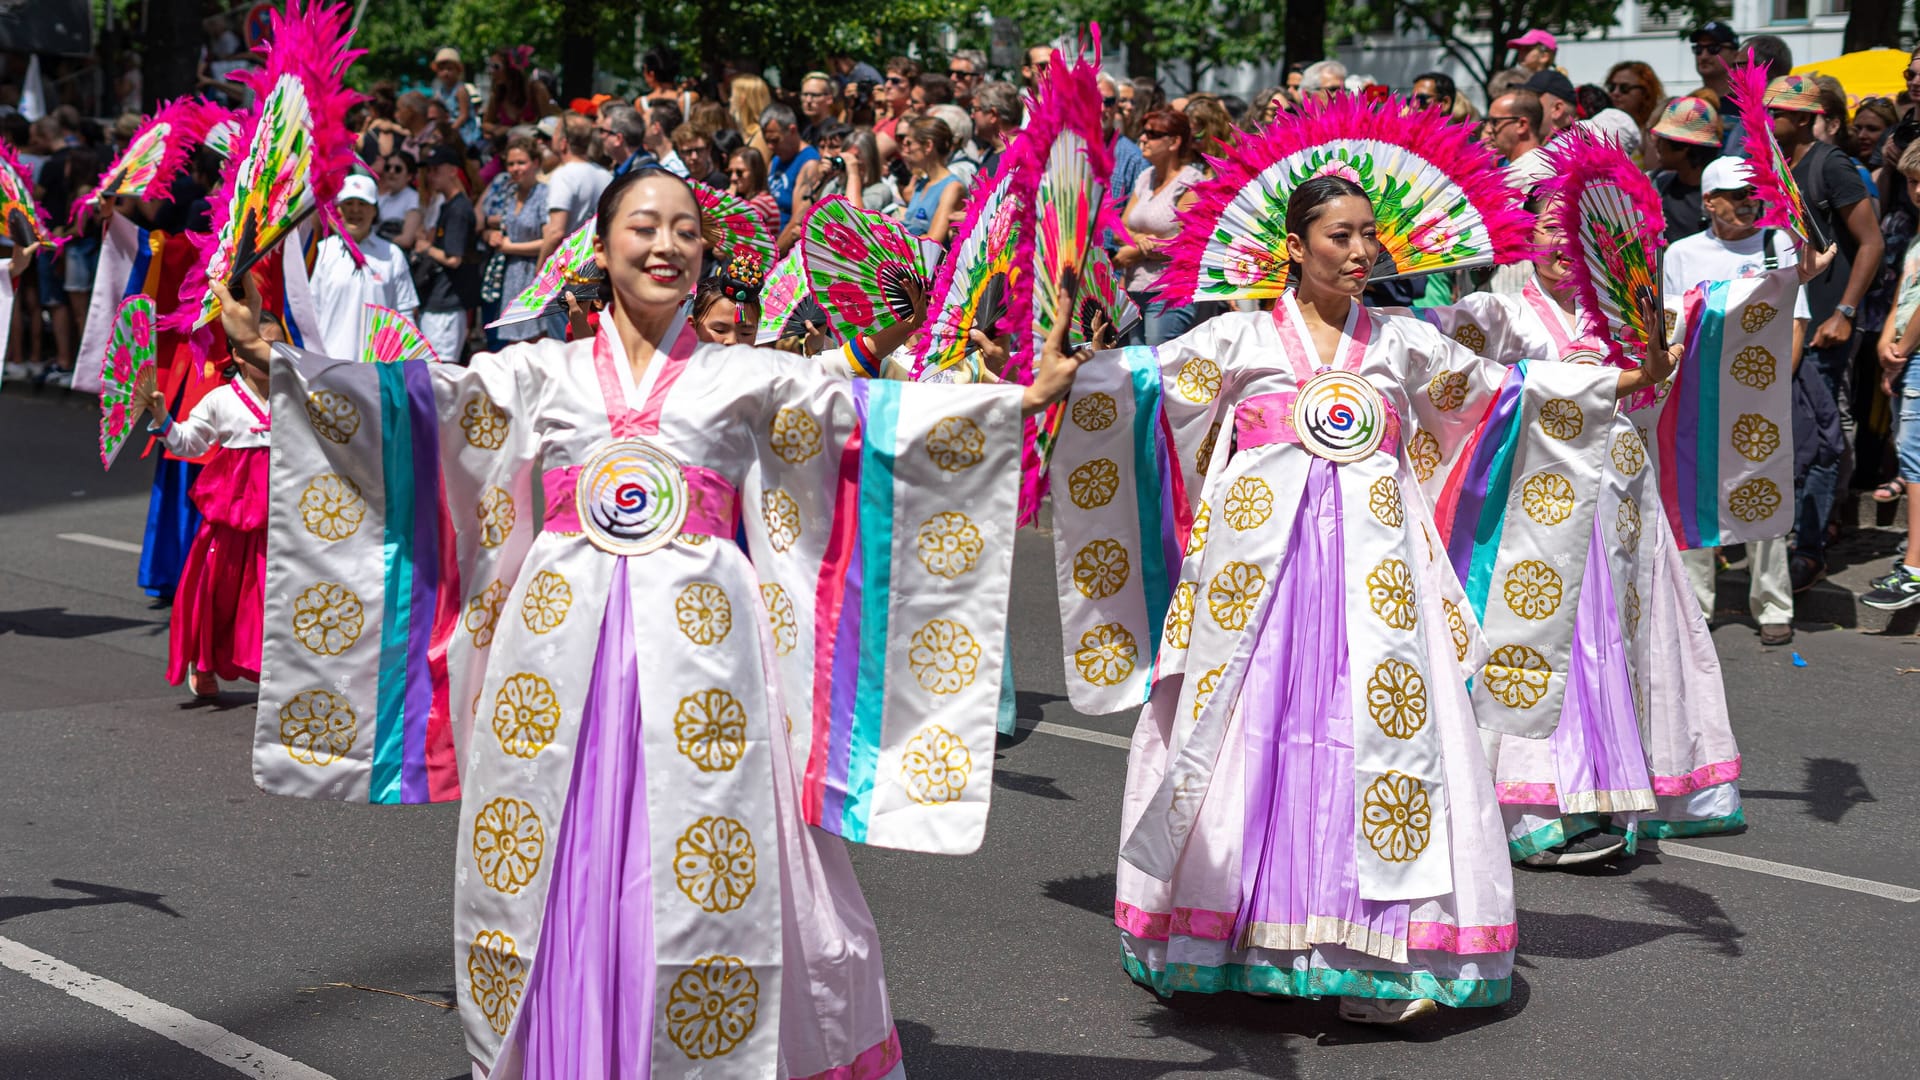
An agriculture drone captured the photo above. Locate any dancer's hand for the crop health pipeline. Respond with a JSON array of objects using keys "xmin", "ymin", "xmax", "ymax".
[
  {"xmin": 211, "ymin": 271, "xmax": 272, "ymax": 372},
  {"xmin": 135, "ymin": 363, "xmax": 164, "ymax": 421},
  {"xmin": 1797, "ymin": 241, "xmax": 1836, "ymax": 284},
  {"xmin": 1025, "ymin": 268, "xmax": 1088, "ymax": 417}
]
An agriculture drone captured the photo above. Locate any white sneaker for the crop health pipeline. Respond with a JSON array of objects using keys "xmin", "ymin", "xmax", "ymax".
[
  {"xmin": 42, "ymin": 367, "xmax": 73, "ymax": 387},
  {"xmin": 1338, "ymin": 995, "xmax": 1438, "ymax": 1024},
  {"xmin": 3, "ymin": 361, "xmax": 33, "ymax": 382}
]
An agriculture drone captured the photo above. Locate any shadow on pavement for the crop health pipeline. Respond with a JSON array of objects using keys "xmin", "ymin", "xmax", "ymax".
[
  {"xmin": 1515, "ymin": 877, "xmax": 1744, "ymax": 962},
  {"xmin": 1742, "ymin": 756, "xmax": 1876, "ymax": 824},
  {"xmin": 1041, "ymin": 869, "xmax": 1116, "ymax": 919},
  {"xmin": 993, "ymin": 768, "xmax": 1077, "ymax": 801},
  {"xmin": 0, "ymin": 608, "xmax": 158, "ymax": 640},
  {"xmin": 0, "ymin": 879, "xmax": 181, "ymax": 925}
]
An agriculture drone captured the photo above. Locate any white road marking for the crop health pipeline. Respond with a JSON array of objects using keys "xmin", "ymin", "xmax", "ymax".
[
  {"xmin": 1026, "ymin": 720, "xmax": 1920, "ymax": 903},
  {"xmin": 58, "ymin": 532, "xmax": 144, "ymax": 554},
  {"xmin": 1652, "ymin": 841, "xmax": 1920, "ymax": 903},
  {"xmin": 1030, "ymin": 720, "xmax": 1131, "ymax": 750},
  {"xmin": 0, "ymin": 935, "xmax": 337, "ymax": 1079}
]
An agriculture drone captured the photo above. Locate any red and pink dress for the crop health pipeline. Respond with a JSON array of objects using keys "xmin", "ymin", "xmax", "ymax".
[{"xmin": 159, "ymin": 377, "xmax": 271, "ymax": 686}]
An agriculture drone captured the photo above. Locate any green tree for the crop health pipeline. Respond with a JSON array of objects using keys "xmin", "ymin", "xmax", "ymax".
[{"xmin": 992, "ymin": 0, "xmax": 1292, "ymax": 91}]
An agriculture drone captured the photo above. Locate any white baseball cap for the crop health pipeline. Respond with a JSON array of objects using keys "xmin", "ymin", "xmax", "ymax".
[
  {"xmin": 1701, "ymin": 156, "xmax": 1754, "ymax": 194},
  {"xmin": 336, "ymin": 174, "xmax": 379, "ymax": 206}
]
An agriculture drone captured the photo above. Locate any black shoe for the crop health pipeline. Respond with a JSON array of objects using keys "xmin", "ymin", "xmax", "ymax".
[
  {"xmin": 1759, "ymin": 622, "xmax": 1794, "ymax": 645},
  {"xmin": 1522, "ymin": 829, "xmax": 1627, "ymax": 867},
  {"xmin": 1790, "ymin": 555, "xmax": 1826, "ymax": 594},
  {"xmin": 1862, "ymin": 565, "xmax": 1920, "ymax": 611}
]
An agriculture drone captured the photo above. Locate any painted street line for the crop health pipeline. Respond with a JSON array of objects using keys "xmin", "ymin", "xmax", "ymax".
[{"xmin": 58, "ymin": 532, "xmax": 144, "ymax": 554}]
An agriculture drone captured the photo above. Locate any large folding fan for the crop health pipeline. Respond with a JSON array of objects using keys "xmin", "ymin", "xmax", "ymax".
[
  {"xmin": 1156, "ymin": 94, "xmax": 1533, "ymax": 304},
  {"xmin": 691, "ymin": 180, "xmax": 775, "ymax": 267},
  {"xmin": 0, "ymin": 139, "xmax": 54, "ymax": 250},
  {"xmin": 360, "ymin": 305, "xmax": 441, "ymax": 363},
  {"xmin": 753, "ymin": 246, "xmax": 807, "ymax": 345},
  {"xmin": 70, "ymin": 98, "xmax": 226, "ymax": 225},
  {"xmin": 800, "ymin": 195, "xmax": 942, "ymax": 345},
  {"xmin": 911, "ymin": 166, "xmax": 1033, "ymax": 376},
  {"xmin": 1537, "ymin": 128, "xmax": 1667, "ymax": 377},
  {"xmin": 1726, "ymin": 55, "xmax": 1826, "ymax": 250},
  {"xmin": 98, "ymin": 296, "xmax": 159, "ymax": 470},
  {"xmin": 486, "ymin": 218, "xmax": 607, "ymax": 328}
]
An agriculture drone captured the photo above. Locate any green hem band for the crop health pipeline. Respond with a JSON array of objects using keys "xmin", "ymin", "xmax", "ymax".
[
  {"xmin": 1624, "ymin": 806, "xmax": 1747, "ymax": 839},
  {"xmin": 1121, "ymin": 952, "xmax": 1511, "ymax": 1008}
]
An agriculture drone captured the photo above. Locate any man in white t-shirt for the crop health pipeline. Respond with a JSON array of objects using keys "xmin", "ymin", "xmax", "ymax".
[
  {"xmin": 542, "ymin": 113, "xmax": 611, "ymax": 260},
  {"xmin": 312, "ymin": 174, "xmax": 420, "ymax": 361},
  {"xmin": 1662, "ymin": 156, "xmax": 1815, "ymax": 645}
]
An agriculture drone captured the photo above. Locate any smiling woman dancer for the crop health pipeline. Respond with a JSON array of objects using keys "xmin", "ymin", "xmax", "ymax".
[
  {"xmin": 1046, "ymin": 163, "xmax": 1673, "ymax": 1023},
  {"xmin": 224, "ymin": 166, "xmax": 1085, "ymax": 1079}
]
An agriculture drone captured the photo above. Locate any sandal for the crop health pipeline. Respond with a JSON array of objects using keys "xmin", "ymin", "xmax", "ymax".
[{"xmin": 1872, "ymin": 480, "xmax": 1906, "ymax": 503}]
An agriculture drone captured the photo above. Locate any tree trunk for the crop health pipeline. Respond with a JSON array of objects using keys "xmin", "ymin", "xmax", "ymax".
[
  {"xmin": 560, "ymin": 0, "xmax": 597, "ymax": 101},
  {"xmin": 145, "ymin": 0, "xmax": 203, "ymax": 109},
  {"xmin": 1842, "ymin": 2, "xmax": 1904, "ymax": 52},
  {"xmin": 1284, "ymin": 0, "xmax": 1327, "ymax": 71}
]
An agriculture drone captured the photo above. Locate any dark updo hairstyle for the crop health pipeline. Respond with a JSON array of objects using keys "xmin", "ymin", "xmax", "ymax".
[
  {"xmin": 593, "ymin": 164, "xmax": 703, "ymax": 247},
  {"xmin": 1284, "ymin": 174, "xmax": 1371, "ymax": 277}
]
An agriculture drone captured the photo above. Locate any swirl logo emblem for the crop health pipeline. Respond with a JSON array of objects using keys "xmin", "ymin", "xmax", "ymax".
[
  {"xmin": 1292, "ymin": 370, "xmax": 1387, "ymax": 463},
  {"xmin": 575, "ymin": 439, "xmax": 689, "ymax": 556}
]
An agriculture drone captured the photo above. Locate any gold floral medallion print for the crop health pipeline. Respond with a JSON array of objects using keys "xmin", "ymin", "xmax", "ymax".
[
  {"xmin": 1663, "ymin": 307, "xmax": 1678, "ymax": 341},
  {"xmin": 675, "ymin": 689, "xmax": 749, "ymax": 772},
  {"xmin": 292, "ymin": 582, "xmax": 364, "ymax": 655},
  {"xmin": 1067, "ymin": 457, "xmax": 1121, "ymax": 509},
  {"xmin": 1521, "ymin": 472, "xmax": 1576, "ymax": 526},
  {"xmin": 1191, "ymin": 664, "xmax": 1226, "ymax": 722},
  {"xmin": 1538, "ymin": 397, "xmax": 1584, "ymax": 440},
  {"xmin": 1074, "ymin": 623, "xmax": 1138, "ymax": 686},
  {"xmin": 1186, "ymin": 502, "xmax": 1212, "ymax": 557},
  {"xmin": 1366, "ymin": 659, "xmax": 1429, "ymax": 739},
  {"xmin": 298, "ymin": 474, "xmax": 365, "ymax": 542},
  {"xmin": 519, "ymin": 571, "xmax": 573, "ymax": 634},
  {"xmin": 769, "ymin": 407, "xmax": 823, "ymax": 464},
  {"xmin": 1443, "ymin": 598, "xmax": 1471, "ymax": 662},
  {"xmin": 1728, "ymin": 478, "xmax": 1782, "ymax": 523},
  {"xmin": 925, "ymin": 416, "xmax": 987, "ymax": 472},
  {"xmin": 1368, "ymin": 476, "xmax": 1405, "ymax": 528},
  {"xmin": 759, "ymin": 583, "xmax": 798, "ymax": 655},
  {"xmin": 472, "ymin": 797, "xmax": 546, "ymax": 894},
  {"xmin": 461, "ymin": 393, "xmax": 509, "ymax": 450},
  {"xmin": 1206, "ymin": 561, "xmax": 1267, "ymax": 631},
  {"xmin": 278, "ymin": 689, "xmax": 357, "ymax": 765},
  {"xmin": 1616, "ymin": 497, "xmax": 1642, "ymax": 555},
  {"xmin": 1453, "ymin": 323, "xmax": 1487, "ymax": 352},
  {"xmin": 908, "ymin": 619, "xmax": 982, "ymax": 694},
  {"xmin": 493, "ymin": 673, "xmax": 560, "ymax": 758},
  {"xmin": 1612, "ymin": 428, "xmax": 1646, "ymax": 476},
  {"xmin": 1223, "ymin": 476, "xmax": 1274, "ymax": 531},
  {"xmin": 901, "ymin": 725, "xmax": 972, "ymax": 804},
  {"xmin": 465, "ymin": 580, "xmax": 509, "ymax": 647},
  {"xmin": 1408, "ymin": 429, "xmax": 1442, "ymax": 483},
  {"xmin": 305, "ymin": 390, "xmax": 361, "ymax": 444},
  {"xmin": 666, "ymin": 956, "xmax": 760, "ymax": 1059},
  {"xmin": 674, "ymin": 816, "xmax": 757, "ymax": 912},
  {"xmin": 477, "ymin": 487, "xmax": 516, "ymax": 548},
  {"xmin": 1365, "ymin": 558, "xmax": 1418, "ymax": 630},
  {"xmin": 1072, "ymin": 538, "xmax": 1132, "ymax": 600},
  {"xmin": 1195, "ymin": 421, "xmax": 1221, "ymax": 474},
  {"xmin": 466, "ymin": 930, "xmax": 526, "ymax": 1036},
  {"xmin": 1729, "ymin": 413, "xmax": 1781, "ymax": 462},
  {"xmin": 1624, "ymin": 582, "xmax": 1642, "ymax": 641},
  {"xmin": 762, "ymin": 489, "xmax": 802, "ymax": 552},
  {"xmin": 915, "ymin": 511, "xmax": 983, "ymax": 578},
  {"xmin": 1426, "ymin": 370, "xmax": 1469, "ymax": 412},
  {"xmin": 1071, "ymin": 392, "xmax": 1118, "ymax": 431},
  {"xmin": 1175, "ymin": 356, "xmax": 1222, "ymax": 403},
  {"xmin": 1361, "ymin": 771, "xmax": 1433, "ymax": 862},
  {"xmin": 1163, "ymin": 581, "xmax": 1197, "ymax": 649},
  {"xmin": 1502, "ymin": 560, "xmax": 1563, "ymax": 621},
  {"xmin": 1741, "ymin": 301, "xmax": 1779, "ymax": 334},
  {"xmin": 675, "ymin": 582, "xmax": 734, "ymax": 646},
  {"xmin": 1483, "ymin": 643, "xmax": 1552, "ymax": 710},
  {"xmin": 1730, "ymin": 345, "xmax": 1777, "ymax": 390}
]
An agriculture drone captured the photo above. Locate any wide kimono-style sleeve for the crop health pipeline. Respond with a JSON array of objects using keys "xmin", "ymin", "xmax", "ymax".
[
  {"xmin": 1414, "ymin": 291, "xmax": 1536, "ymax": 364},
  {"xmin": 1398, "ymin": 317, "xmax": 1621, "ymax": 738},
  {"xmin": 255, "ymin": 341, "xmax": 546, "ymax": 803},
  {"xmin": 1044, "ymin": 315, "xmax": 1241, "ymax": 716},
  {"xmin": 742, "ymin": 347, "xmax": 1026, "ymax": 855}
]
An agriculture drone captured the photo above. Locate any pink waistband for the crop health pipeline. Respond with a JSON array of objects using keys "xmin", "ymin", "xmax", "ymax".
[
  {"xmin": 541, "ymin": 463, "xmax": 741, "ymax": 540},
  {"xmin": 1233, "ymin": 390, "xmax": 1403, "ymax": 457}
]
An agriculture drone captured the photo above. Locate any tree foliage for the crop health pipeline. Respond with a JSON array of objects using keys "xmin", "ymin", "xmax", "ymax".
[{"xmin": 992, "ymin": 0, "xmax": 1290, "ymax": 89}]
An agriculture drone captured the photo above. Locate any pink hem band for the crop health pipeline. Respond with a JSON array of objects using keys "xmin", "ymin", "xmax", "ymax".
[
  {"xmin": 1650, "ymin": 756, "xmax": 1742, "ymax": 796},
  {"xmin": 792, "ymin": 1027, "xmax": 903, "ymax": 1080},
  {"xmin": 1113, "ymin": 900, "xmax": 1515, "ymax": 955}
]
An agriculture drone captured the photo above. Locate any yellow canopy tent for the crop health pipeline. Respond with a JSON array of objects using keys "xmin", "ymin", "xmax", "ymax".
[{"xmin": 1790, "ymin": 49, "xmax": 1907, "ymax": 109}]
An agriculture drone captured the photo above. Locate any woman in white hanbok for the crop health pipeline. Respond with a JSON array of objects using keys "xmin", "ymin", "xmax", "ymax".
[
  {"xmin": 219, "ymin": 168, "xmax": 1085, "ymax": 1079},
  {"xmin": 1047, "ymin": 177, "xmax": 1672, "ymax": 1022}
]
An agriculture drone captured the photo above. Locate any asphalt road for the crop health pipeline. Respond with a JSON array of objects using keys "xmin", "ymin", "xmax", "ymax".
[{"xmin": 1, "ymin": 387, "xmax": 1915, "ymax": 1079}]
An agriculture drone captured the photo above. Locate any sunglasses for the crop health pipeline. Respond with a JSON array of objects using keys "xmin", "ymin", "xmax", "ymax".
[
  {"xmin": 1691, "ymin": 43, "xmax": 1731, "ymax": 56},
  {"xmin": 1487, "ymin": 115, "xmax": 1528, "ymax": 128},
  {"xmin": 948, "ymin": 67, "xmax": 974, "ymax": 78},
  {"xmin": 1140, "ymin": 129, "xmax": 1175, "ymax": 140},
  {"xmin": 1412, "ymin": 93, "xmax": 1443, "ymax": 106},
  {"xmin": 1607, "ymin": 82, "xmax": 1643, "ymax": 94},
  {"xmin": 885, "ymin": 76, "xmax": 909, "ymax": 86},
  {"xmin": 1102, "ymin": 95, "xmax": 1118, "ymax": 107}
]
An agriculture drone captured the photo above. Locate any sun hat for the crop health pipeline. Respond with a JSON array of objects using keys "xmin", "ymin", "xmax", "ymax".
[
  {"xmin": 1764, "ymin": 74, "xmax": 1824, "ymax": 114},
  {"xmin": 336, "ymin": 174, "xmax": 379, "ymax": 205},
  {"xmin": 1652, "ymin": 95, "xmax": 1723, "ymax": 147},
  {"xmin": 1701, "ymin": 156, "xmax": 1755, "ymax": 193}
]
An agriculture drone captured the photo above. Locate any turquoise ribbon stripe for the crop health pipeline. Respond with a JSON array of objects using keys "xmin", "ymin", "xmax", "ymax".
[
  {"xmin": 842, "ymin": 381, "xmax": 902, "ymax": 841},
  {"xmin": 1464, "ymin": 361, "xmax": 1528, "ymax": 617},
  {"xmin": 371, "ymin": 364, "xmax": 417, "ymax": 804},
  {"xmin": 1694, "ymin": 282, "xmax": 1728, "ymax": 547},
  {"xmin": 1125, "ymin": 347, "xmax": 1171, "ymax": 676}
]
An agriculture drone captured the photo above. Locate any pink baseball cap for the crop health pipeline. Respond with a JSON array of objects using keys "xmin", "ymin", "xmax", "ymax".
[{"xmin": 1508, "ymin": 30, "xmax": 1558, "ymax": 51}]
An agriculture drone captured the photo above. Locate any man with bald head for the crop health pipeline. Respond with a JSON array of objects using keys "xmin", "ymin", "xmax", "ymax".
[{"xmin": 1487, "ymin": 88, "xmax": 1548, "ymax": 182}]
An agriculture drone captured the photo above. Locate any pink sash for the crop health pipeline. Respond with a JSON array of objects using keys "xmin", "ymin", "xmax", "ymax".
[{"xmin": 1233, "ymin": 390, "xmax": 1404, "ymax": 456}]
